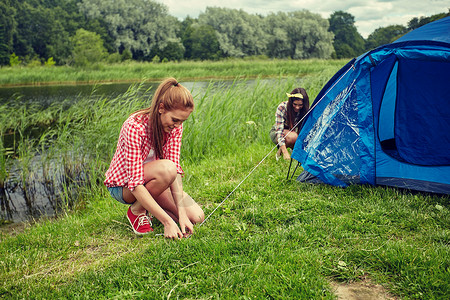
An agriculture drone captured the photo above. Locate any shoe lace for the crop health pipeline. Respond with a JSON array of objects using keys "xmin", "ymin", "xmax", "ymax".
[{"xmin": 135, "ymin": 214, "xmax": 152, "ymax": 228}]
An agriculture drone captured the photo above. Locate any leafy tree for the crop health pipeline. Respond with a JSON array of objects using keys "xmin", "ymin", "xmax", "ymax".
[
  {"xmin": 408, "ymin": 10, "xmax": 450, "ymax": 30},
  {"xmin": 181, "ymin": 18, "xmax": 195, "ymax": 59},
  {"xmin": 264, "ymin": 11, "xmax": 334, "ymax": 59},
  {"xmin": 198, "ymin": 7, "xmax": 267, "ymax": 57},
  {"xmin": 365, "ymin": 25, "xmax": 408, "ymax": 50},
  {"xmin": 83, "ymin": 18, "xmax": 116, "ymax": 54},
  {"xmin": 0, "ymin": 24, "xmax": 11, "ymax": 66},
  {"xmin": 157, "ymin": 40, "xmax": 185, "ymax": 61},
  {"xmin": 70, "ymin": 28, "xmax": 107, "ymax": 66},
  {"xmin": 0, "ymin": 0, "xmax": 16, "ymax": 65},
  {"xmin": 13, "ymin": 2, "xmax": 72, "ymax": 64},
  {"xmin": 78, "ymin": 0, "xmax": 182, "ymax": 61},
  {"xmin": 264, "ymin": 13, "xmax": 292, "ymax": 58},
  {"xmin": 183, "ymin": 23, "xmax": 222, "ymax": 60},
  {"xmin": 328, "ymin": 11, "xmax": 365, "ymax": 58},
  {"xmin": 198, "ymin": 8, "xmax": 333, "ymax": 59}
]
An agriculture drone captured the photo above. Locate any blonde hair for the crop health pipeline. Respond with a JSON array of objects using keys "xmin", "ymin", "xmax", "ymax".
[{"xmin": 135, "ymin": 77, "xmax": 194, "ymax": 159}]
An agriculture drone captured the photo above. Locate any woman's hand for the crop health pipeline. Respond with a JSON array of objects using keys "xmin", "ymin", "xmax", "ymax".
[
  {"xmin": 179, "ymin": 214, "xmax": 194, "ymax": 237},
  {"xmin": 164, "ymin": 220, "xmax": 183, "ymax": 239}
]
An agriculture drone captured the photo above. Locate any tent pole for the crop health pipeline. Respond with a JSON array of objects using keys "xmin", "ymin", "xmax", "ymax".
[
  {"xmin": 290, "ymin": 162, "xmax": 300, "ymax": 180},
  {"xmin": 286, "ymin": 158, "xmax": 293, "ymax": 180}
]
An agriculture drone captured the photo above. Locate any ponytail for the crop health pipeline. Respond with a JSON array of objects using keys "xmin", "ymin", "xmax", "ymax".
[{"xmin": 135, "ymin": 78, "xmax": 194, "ymax": 158}]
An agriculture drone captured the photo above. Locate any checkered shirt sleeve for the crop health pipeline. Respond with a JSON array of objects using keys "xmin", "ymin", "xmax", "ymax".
[
  {"xmin": 274, "ymin": 101, "xmax": 288, "ymax": 146},
  {"xmin": 122, "ymin": 120, "xmax": 146, "ymax": 190},
  {"xmin": 103, "ymin": 117, "xmax": 146, "ymax": 191}
]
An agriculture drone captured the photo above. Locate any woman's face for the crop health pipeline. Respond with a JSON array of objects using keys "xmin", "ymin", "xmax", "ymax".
[
  {"xmin": 159, "ymin": 105, "xmax": 193, "ymax": 133},
  {"xmin": 292, "ymin": 99, "xmax": 303, "ymax": 113}
]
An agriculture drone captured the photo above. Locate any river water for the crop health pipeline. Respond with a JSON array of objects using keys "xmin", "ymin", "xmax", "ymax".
[
  {"xmin": 0, "ymin": 80, "xmax": 221, "ymax": 107},
  {"xmin": 0, "ymin": 82, "xmax": 156, "ymax": 107}
]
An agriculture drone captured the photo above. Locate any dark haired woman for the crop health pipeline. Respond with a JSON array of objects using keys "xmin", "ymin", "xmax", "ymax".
[
  {"xmin": 269, "ymin": 87, "xmax": 310, "ymax": 160},
  {"xmin": 104, "ymin": 78, "xmax": 204, "ymax": 239}
]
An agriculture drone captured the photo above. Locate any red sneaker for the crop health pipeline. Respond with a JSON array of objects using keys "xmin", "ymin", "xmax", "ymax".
[{"xmin": 127, "ymin": 207, "xmax": 153, "ymax": 235}]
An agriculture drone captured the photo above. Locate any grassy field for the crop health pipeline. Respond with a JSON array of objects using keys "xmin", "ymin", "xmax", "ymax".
[
  {"xmin": 0, "ymin": 58, "xmax": 347, "ymax": 86},
  {"xmin": 0, "ymin": 61, "xmax": 449, "ymax": 299}
]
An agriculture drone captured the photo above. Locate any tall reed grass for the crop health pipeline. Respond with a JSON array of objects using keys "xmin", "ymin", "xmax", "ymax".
[
  {"xmin": 0, "ymin": 137, "xmax": 11, "ymax": 189},
  {"xmin": 184, "ymin": 78, "xmax": 293, "ymax": 160}
]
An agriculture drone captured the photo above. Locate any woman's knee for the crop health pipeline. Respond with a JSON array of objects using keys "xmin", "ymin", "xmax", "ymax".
[
  {"xmin": 285, "ymin": 132, "xmax": 298, "ymax": 147},
  {"xmin": 190, "ymin": 205, "xmax": 205, "ymax": 224},
  {"xmin": 182, "ymin": 193, "xmax": 205, "ymax": 224},
  {"xmin": 144, "ymin": 159, "xmax": 177, "ymax": 184}
]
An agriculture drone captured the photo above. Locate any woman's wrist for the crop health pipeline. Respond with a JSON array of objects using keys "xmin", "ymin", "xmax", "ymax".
[
  {"xmin": 177, "ymin": 206, "xmax": 188, "ymax": 218},
  {"xmin": 161, "ymin": 216, "xmax": 176, "ymax": 227}
]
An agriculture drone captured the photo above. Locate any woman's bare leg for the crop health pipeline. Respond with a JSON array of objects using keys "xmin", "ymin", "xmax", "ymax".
[
  {"xmin": 155, "ymin": 189, "xmax": 204, "ymax": 224},
  {"xmin": 122, "ymin": 159, "xmax": 204, "ymax": 223},
  {"xmin": 122, "ymin": 159, "xmax": 177, "ymax": 215},
  {"xmin": 283, "ymin": 129, "xmax": 298, "ymax": 149}
]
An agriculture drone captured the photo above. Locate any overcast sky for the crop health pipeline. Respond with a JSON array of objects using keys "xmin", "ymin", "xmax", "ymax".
[{"xmin": 156, "ymin": 0, "xmax": 449, "ymax": 38}]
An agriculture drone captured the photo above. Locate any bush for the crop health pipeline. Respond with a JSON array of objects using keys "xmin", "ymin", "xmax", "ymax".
[
  {"xmin": 121, "ymin": 49, "xmax": 132, "ymax": 61},
  {"xmin": 9, "ymin": 53, "xmax": 21, "ymax": 67},
  {"xmin": 27, "ymin": 59, "xmax": 42, "ymax": 67},
  {"xmin": 107, "ymin": 53, "xmax": 122, "ymax": 64},
  {"xmin": 152, "ymin": 55, "xmax": 160, "ymax": 63},
  {"xmin": 44, "ymin": 57, "xmax": 56, "ymax": 67}
]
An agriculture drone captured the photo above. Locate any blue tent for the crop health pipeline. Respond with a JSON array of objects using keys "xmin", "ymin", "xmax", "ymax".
[{"xmin": 291, "ymin": 16, "xmax": 450, "ymax": 194}]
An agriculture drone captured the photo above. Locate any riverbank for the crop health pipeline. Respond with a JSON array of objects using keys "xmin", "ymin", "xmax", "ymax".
[{"xmin": 0, "ymin": 58, "xmax": 347, "ymax": 87}]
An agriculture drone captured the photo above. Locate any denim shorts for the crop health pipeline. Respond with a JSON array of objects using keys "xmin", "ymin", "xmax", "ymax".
[{"xmin": 107, "ymin": 186, "xmax": 128, "ymax": 204}]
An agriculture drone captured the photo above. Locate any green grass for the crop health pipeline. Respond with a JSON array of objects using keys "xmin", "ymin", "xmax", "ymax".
[
  {"xmin": 0, "ymin": 69, "xmax": 449, "ymax": 299},
  {"xmin": 0, "ymin": 146, "xmax": 448, "ymax": 299},
  {"xmin": 0, "ymin": 58, "xmax": 347, "ymax": 86}
]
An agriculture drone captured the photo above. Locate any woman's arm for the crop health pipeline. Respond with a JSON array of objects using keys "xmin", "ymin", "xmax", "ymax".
[
  {"xmin": 274, "ymin": 102, "xmax": 287, "ymax": 146},
  {"xmin": 279, "ymin": 143, "xmax": 290, "ymax": 160},
  {"xmin": 170, "ymin": 174, "xmax": 194, "ymax": 236},
  {"xmin": 274, "ymin": 102, "xmax": 291, "ymax": 159}
]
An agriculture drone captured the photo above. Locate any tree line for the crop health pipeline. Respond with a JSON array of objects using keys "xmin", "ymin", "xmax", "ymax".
[{"xmin": 0, "ymin": 0, "xmax": 448, "ymax": 67}]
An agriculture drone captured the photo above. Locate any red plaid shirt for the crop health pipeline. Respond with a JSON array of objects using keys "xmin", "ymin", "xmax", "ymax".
[{"xmin": 104, "ymin": 113, "xmax": 184, "ymax": 191}]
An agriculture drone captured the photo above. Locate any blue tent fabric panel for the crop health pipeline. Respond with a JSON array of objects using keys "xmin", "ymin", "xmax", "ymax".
[
  {"xmin": 395, "ymin": 58, "xmax": 450, "ymax": 165},
  {"xmin": 292, "ymin": 65, "xmax": 356, "ymax": 187},
  {"xmin": 293, "ymin": 68, "xmax": 363, "ymax": 187},
  {"xmin": 394, "ymin": 16, "xmax": 450, "ymax": 44},
  {"xmin": 373, "ymin": 57, "xmax": 398, "ymax": 142},
  {"xmin": 356, "ymin": 68, "xmax": 376, "ymax": 185},
  {"xmin": 375, "ymin": 143, "xmax": 450, "ymax": 194},
  {"xmin": 293, "ymin": 56, "xmax": 376, "ymax": 186}
]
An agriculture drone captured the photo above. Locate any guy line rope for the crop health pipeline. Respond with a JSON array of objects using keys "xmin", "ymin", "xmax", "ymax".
[
  {"xmin": 198, "ymin": 64, "xmax": 354, "ymax": 228},
  {"xmin": 151, "ymin": 65, "xmax": 354, "ymax": 236}
]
